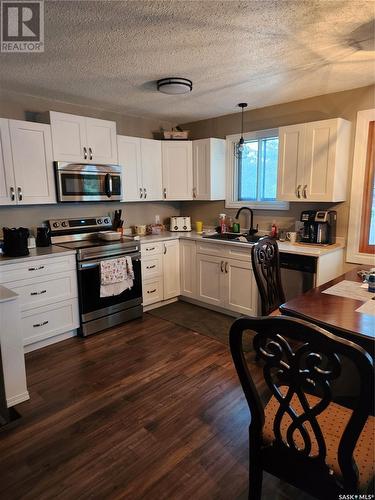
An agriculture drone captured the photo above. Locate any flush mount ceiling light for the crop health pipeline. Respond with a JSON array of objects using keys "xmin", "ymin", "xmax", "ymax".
[
  {"xmin": 157, "ymin": 77, "xmax": 193, "ymax": 95},
  {"xmin": 234, "ymin": 102, "xmax": 248, "ymax": 159}
]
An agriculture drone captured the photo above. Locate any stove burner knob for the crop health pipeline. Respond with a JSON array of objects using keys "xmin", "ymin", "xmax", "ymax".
[
  {"xmin": 183, "ymin": 225, "xmax": 187, "ymax": 230},
  {"xmin": 97, "ymin": 219, "xmax": 103, "ymax": 224},
  {"xmin": 103, "ymin": 218, "xmax": 109, "ymax": 224},
  {"xmin": 61, "ymin": 221, "xmax": 68, "ymax": 227},
  {"xmin": 174, "ymin": 225, "xmax": 178, "ymax": 230},
  {"xmin": 52, "ymin": 222, "xmax": 60, "ymax": 228}
]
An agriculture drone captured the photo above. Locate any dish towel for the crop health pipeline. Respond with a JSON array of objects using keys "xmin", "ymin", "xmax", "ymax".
[{"xmin": 100, "ymin": 256, "xmax": 134, "ymax": 297}]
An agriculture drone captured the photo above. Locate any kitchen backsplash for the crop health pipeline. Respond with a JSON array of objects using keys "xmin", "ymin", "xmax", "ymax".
[
  {"xmin": 0, "ymin": 202, "xmax": 180, "ymax": 236},
  {"xmin": 0, "ymin": 199, "xmax": 348, "ymax": 238},
  {"xmin": 180, "ymin": 200, "xmax": 348, "ymax": 237}
]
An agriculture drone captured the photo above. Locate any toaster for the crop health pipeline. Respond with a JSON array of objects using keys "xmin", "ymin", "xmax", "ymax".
[{"xmin": 170, "ymin": 216, "xmax": 192, "ymax": 232}]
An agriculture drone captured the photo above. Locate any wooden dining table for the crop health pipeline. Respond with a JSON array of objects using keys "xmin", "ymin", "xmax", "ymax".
[{"xmin": 279, "ymin": 266, "xmax": 375, "ymax": 357}]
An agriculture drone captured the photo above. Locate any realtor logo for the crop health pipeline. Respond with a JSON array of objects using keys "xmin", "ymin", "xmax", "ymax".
[{"xmin": 1, "ymin": 0, "xmax": 44, "ymax": 52}]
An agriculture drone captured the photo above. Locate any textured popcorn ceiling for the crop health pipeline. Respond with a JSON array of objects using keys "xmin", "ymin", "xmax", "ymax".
[{"xmin": 0, "ymin": 0, "xmax": 374, "ymax": 122}]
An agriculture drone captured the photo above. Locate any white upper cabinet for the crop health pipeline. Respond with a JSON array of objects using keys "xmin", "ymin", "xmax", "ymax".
[
  {"xmin": 0, "ymin": 120, "xmax": 55, "ymax": 206},
  {"xmin": 141, "ymin": 139, "xmax": 162, "ymax": 201},
  {"xmin": 277, "ymin": 124, "xmax": 305, "ymax": 201},
  {"xmin": 50, "ymin": 112, "xmax": 86, "ymax": 163},
  {"xmin": 118, "ymin": 136, "xmax": 162, "ymax": 201},
  {"xmin": 162, "ymin": 141, "xmax": 193, "ymax": 200},
  {"xmin": 118, "ymin": 135, "xmax": 142, "ymax": 201},
  {"xmin": 85, "ymin": 117, "xmax": 117, "ymax": 164},
  {"xmin": 50, "ymin": 111, "xmax": 117, "ymax": 164},
  {"xmin": 192, "ymin": 138, "xmax": 225, "ymax": 200},
  {"xmin": 277, "ymin": 118, "xmax": 351, "ymax": 202},
  {"xmin": 0, "ymin": 118, "xmax": 16, "ymax": 205}
]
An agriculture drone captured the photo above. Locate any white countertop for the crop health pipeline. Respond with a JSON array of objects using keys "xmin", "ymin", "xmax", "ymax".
[
  {"xmin": 138, "ymin": 231, "xmax": 345, "ymax": 257},
  {"xmin": 0, "ymin": 245, "xmax": 76, "ymax": 265},
  {"xmin": 0, "ymin": 285, "xmax": 18, "ymax": 303}
]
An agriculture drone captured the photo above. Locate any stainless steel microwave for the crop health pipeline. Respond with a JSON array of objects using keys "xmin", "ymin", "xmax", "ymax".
[{"xmin": 54, "ymin": 162, "xmax": 122, "ymax": 202}]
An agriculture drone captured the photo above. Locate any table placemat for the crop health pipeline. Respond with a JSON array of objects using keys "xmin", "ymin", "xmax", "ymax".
[
  {"xmin": 322, "ymin": 280, "xmax": 375, "ymax": 301},
  {"xmin": 355, "ymin": 300, "xmax": 375, "ymax": 316}
]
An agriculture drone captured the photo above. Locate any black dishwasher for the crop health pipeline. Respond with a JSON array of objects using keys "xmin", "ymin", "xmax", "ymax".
[{"xmin": 279, "ymin": 252, "xmax": 317, "ymax": 300}]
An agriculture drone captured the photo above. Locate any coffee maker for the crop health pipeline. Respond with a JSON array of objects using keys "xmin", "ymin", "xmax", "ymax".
[{"xmin": 300, "ymin": 210, "xmax": 337, "ymax": 245}]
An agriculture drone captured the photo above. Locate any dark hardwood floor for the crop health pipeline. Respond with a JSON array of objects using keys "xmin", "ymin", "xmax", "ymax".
[{"xmin": 0, "ymin": 313, "xmax": 313, "ymax": 500}]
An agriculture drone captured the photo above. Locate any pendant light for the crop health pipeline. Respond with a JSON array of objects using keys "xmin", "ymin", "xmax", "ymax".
[{"xmin": 234, "ymin": 102, "xmax": 248, "ymax": 158}]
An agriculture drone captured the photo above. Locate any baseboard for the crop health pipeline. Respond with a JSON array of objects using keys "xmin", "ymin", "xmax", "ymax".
[
  {"xmin": 143, "ymin": 297, "xmax": 178, "ymax": 312},
  {"xmin": 24, "ymin": 329, "xmax": 77, "ymax": 353},
  {"xmin": 7, "ymin": 390, "xmax": 30, "ymax": 408}
]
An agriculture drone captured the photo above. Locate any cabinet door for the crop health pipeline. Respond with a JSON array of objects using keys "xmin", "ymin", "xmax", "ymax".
[
  {"xmin": 180, "ymin": 240, "xmax": 197, "ymax": 298},
  {"xmin": 0, "ymin": 119, "xmax": 16, "ymax": 205},
  {"xmin": 50, "ymin": 111, "xmax": 86, "ymax": 162},
  {"xmin": 163, "ymin": 240, "xmax": 180, "ymax": 299},
  {"xmin": 162, "ymin": 141, "xmax": 193, "ymax": 200},
  {"xmin": 196, "ymin": 253, "xmax": 223, "ymax": 306},
  {"xmin": 303, "ymin": 119, "xmax": 337, "ymax": 202},
  {"xmin": 118, "ymin": 135, "xmax": 142, "ymax": 201},
  {"xmin": 141, "ymin": 139, "xmax": 162, "ymax": 201},
  {"xmin": 193, "ymin": 139, "xmax": 210, "ymax": 200},
  {"xmin": 277, "ymin": 124, "xmax": 305, "ymax": 201},
  {"xmin": 85, "ymin": 117, "xmax": 117, "ymax": 164},
  {"xmin": 9, "ymin": 120, "xmax": 56, "ymax": 205},
  {"xmin": 225, "ymin": 259, "xmax": 258, "ymax": 315}
]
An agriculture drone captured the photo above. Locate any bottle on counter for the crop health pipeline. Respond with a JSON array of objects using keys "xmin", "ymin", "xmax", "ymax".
[
  {"xmin": 270, "ymin": 221, "xmax": 278, "ymax": 239},
  {"xmin": 219, "ymin": 213, "xmax": 227, "ymax": 234}
]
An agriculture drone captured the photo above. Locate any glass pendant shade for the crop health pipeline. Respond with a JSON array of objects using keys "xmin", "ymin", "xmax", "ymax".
[{"xmin": 234, "ymin": 103, "xmax": 248, "ymax": 159}]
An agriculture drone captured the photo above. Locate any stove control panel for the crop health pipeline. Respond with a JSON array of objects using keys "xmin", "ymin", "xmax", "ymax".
[{"xmin": 48, "ymin": 216, "xmax": 112, "ymax": 233}]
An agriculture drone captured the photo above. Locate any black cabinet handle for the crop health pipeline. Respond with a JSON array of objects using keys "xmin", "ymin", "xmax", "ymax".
[
  {"xmin": 28, "ymin": 265, "xmax": 45, "ymax": 271},
  {"xmin": 147, "ymin": 289, "xmax": 156, "ymax": 294},
  {"xmin": 30, "ymin": 290, "xmax": 46, "ymax": 296},
  {"xmin": 33, "ymin": 320, "xmax": 48, "ymax": 328}
]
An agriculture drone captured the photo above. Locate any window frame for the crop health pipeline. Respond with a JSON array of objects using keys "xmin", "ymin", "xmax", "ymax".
[
  {"xmin": 347, "ymin": 109, "xmax": 375, "ymax": 264},
  {"xmin": 226, "ymin": 128, "xmax": 289, "ymax": 210}
]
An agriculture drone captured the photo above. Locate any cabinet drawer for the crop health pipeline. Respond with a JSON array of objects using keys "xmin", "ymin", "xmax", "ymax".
[
  {"xmin": 196, "ymin": 241, "xmax": 251, "ymax": 262},
  {"xmin": 0, "ymin": 254, "xmax": 76, "ymax": 284},
  {"xmin": 141, "ymin": 242, "xmax": 163, "ymax": 256},
  {"xmin": 10, "ymin": 270, "xmax": 78, "ymax": 311},
  {"xmin": 21, "ymin": 299, "xmax": 79, "ymax": 346},
  {"xmin": 142, "ymin": 278, "xmax": 164, "ymax": 306},
  {"xmin": 141, "ymin": 255, "xmax": 163, "ymax": 279}
]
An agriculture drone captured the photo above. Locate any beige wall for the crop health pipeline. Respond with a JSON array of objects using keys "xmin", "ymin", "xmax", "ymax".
[
  {"xmin": 180, "ymin": 85, "xmax": 375, "ymax": 238},
  {"xmin": 0, "ymin": 88, "xmax": 173, "ymax": 138},
  {"xmin": 0, "ymin": 89, "xmax": 179, "ymax": 231},
  {"xmin": 0, "ymin": 201, "xmax": 180, "ymax": 235}
]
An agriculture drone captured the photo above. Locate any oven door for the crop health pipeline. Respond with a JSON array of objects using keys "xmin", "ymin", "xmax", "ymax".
[
  {"xmin": 55, "ymin": 163, "xmax": 122, "ymax": 202},
  {"xmin": 77, "ymin": 253, "xmax": 142, "ymax": 323}
]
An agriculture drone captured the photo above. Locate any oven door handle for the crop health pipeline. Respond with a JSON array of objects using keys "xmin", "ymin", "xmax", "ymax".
[
  {"xmin": 78, "ymin": 253, "xmax": 141, "ymax": 270},
  {"xmin": 105, "ymin": 174, "xmax": 113, "ymax": 198}
]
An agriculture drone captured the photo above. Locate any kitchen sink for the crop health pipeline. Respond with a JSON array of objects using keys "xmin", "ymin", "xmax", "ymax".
[{"xmin": 203, "ymin": 233, "xmax": 263, "ymax": 244}]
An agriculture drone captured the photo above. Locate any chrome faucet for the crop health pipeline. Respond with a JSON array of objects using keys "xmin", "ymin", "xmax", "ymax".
[{"xmin": 235, "ymin": 207, "xmax": 258, "ymax": 235}]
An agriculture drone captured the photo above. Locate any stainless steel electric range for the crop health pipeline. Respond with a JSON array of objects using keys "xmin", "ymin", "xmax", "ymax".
[{"xmin": 49, "ymin": 216, "xmax": 142, "ymax": 337}]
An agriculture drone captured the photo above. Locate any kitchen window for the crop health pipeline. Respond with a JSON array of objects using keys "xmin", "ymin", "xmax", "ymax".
[
  {"xmin": 226, "ymin": 129, "xmax": 288, "ymax": 210},
  {"xmin": 347, "ymin": 109, "xmax": 375, "ymax": 264}
]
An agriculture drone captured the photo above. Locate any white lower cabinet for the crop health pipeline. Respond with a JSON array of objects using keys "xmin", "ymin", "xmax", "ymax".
[
  {"xmin": 196, "ymin": 243, "xmax": 259, "ymax": 315},
  {"xmin": 180, "ymin": 240, "xmax": 197, "ymax": 298},
  {"xmin": 141, "ymin": 239, "xmax": 180, "ymax": 307},
  {"xmin": 163, "ymin": 240, "xmax": 180, "ymax": 299},
  {"xmin": 0, "ymin": 253, "xmax": 79, "ymax": 351}
]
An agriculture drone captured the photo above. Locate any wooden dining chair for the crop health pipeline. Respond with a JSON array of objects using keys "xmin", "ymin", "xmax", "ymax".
[
  {"xmin": 229, "ymin": 315, "xmax": 374, "ymax": 500},
  {"xmin": 251, "ymin": 237, "xmax": 285, "ymax": 316}
]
